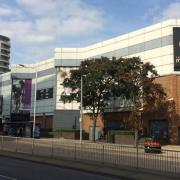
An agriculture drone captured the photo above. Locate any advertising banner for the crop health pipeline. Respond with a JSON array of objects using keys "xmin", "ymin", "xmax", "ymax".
[
  {"xmin": 173, "ymin": 27, "xmax": 180, "ymax": 71},
  {"xmin": 56, "ymin": 67, "xmax": 79, "ymax": 110},
  {"xmin": 0, "ymin": 95, "xmax": 3, "ymax": 114},
  {"xmin": 11, "ymin": 79, "xmax": 32, "ymax": 113},
  {"xmin": 37, "ymin": 88, "xmax": 53, "ymax": 100}
]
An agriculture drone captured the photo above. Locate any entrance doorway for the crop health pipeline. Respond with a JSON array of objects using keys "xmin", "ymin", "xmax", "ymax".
[
  {"xmin": 149, "ymin": 120, "xmax": 168, "ymax": 143},
  {"xmin": 89, "ymin": 127, "xmax": 101, "ymax": 141},
  {"xmin": 178, "ymin": 127, "xmax": 180, "ymax": 145}
]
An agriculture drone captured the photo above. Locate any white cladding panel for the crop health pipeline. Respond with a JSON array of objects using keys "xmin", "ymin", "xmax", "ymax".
[
  {"xmin": 30, "ymin": 60, "xmax": 56, "ymax": 115},
  {"xmin": 54, "ymin": 19, "xmax": 179, "ymax": 76}
]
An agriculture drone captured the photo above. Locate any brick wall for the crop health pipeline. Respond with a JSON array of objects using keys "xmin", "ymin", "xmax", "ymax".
[
  {"xmin": 154, "ymin": 75, "xmax": 180, "ymax": 144},
  {"xmin": 31, "ymin": 115, "xmax": 53, "ymax": 129},
  {"xmin": 82, "ymin": 114, "xmax": 104, "ymax": 134},
  {"xmin": 155, "ymin": 75, "xmax": 179, "ymax": 112}
]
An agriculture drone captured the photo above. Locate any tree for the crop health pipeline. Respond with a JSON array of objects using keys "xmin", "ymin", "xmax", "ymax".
[
  {"xmin": 61, "ymin": 56, "xmax": 169, "ymax": 142},
  {"xmin": 61, "ymin": 57, "xmax": 115, "ymax": 142},
  {"xmin": 112, "ymin": 57, "xmax": 168, "ymax": 134}
]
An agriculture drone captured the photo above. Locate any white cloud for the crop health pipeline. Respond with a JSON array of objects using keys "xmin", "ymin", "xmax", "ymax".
[
  {"xmin": 0, "ymin": 5, "xmax": 22, "ymax": 17},
  {"xmin": 0, "ymin": 0, "xmax": 106, "ymax": 64},
  {"xmin": 153, "ymin": 2, "xmax": 180, "ymax": 22},
  {"xmin": 141, "ymin": 5, "xmax": 160, "ymax": 21}
]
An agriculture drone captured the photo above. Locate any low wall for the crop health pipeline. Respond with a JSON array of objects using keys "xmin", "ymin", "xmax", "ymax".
[
  {"xmin": 53, "ymin": 132, "xmax": 89, "ymax": 140},
  {"xmin": 114, "ymin": 135, "xmax": 135, "ymax": 145},
  {"xmin": 54, "ymin": 132, "xmax": 79, "ymax": 139}
]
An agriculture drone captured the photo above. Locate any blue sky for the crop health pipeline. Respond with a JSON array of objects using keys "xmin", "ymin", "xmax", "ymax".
[{"xmin": 0, "ymin": 0, "xmax": 180, "ymax": 64}]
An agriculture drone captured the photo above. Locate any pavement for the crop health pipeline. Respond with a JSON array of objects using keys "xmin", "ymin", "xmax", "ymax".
[
  {"xmin": 162, "ymin": 145, "xmax": 180, "ymax": 151},
  {"xmin": 0, "ymin": 150, "xmax": 179, "ymax": 180}
]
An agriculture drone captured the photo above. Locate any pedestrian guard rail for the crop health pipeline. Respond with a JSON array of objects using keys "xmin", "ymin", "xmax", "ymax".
[{"xmin": 0, "ymin": 136, "xmax": 180, "ymax": 174}]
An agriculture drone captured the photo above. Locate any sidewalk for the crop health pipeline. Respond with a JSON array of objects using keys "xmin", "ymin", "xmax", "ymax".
[
  {"xmin": 162, "ymin": 145, "xmax": 180, "ymax": 151},
  {"xmin": 0, "ymin": 150, "xmax": 179, "ymax": 180}
]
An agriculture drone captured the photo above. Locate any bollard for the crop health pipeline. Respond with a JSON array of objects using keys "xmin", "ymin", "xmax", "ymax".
[
  {"xmin": 1, "ymin": 136, "xmax": 3, "ymax": 150},
  {"xmin": 51, "ymin": 139, "xmax": 54, "ymax": 158},
  {"xmin": 32, "ymin": 139, "xmax": 35, "ymax": 155},
  {"xmin": 74, "ymin": 143, "xmax": 76, "ymax": 160},
  {"xmin": 15, "ymin": 137, "xmax": 18, "ymax": 152},
  {"xmin": 102, "ymin": 144, "xmax": 104, "ymax": 164}
]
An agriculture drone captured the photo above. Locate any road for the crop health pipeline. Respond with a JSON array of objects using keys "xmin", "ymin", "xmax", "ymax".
[{"xmin": 0, "ymin": 156, "xmax": 122, "ymax": 180}]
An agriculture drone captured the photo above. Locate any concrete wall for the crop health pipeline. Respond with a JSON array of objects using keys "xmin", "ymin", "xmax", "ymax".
[{"xmin": 53, "ymin": 110, "xmax": 80, "ymax": 130}]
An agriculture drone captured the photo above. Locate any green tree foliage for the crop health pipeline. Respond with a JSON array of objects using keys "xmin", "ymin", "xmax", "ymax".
[
  {"xmin": 61, "ymin": 57, "xmax": 168, "ymax": 141},
  {"xmin": 112, "ymin": 57, "xmax": 168, "ymax": 131},
  {"xmin": 61, "ymin": 57, "xmax": 115, "ymax": 141}
]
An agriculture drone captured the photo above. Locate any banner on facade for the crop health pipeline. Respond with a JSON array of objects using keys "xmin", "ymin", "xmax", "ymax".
[
  {"xmin": 11, "ymin": 79, "xmax": 32, "ymax": 113},
  {"xmin": 173, "ymin": 27, "xmax": 180, "ymax": 71},
  {"xmin": 0, "ymin": 95, "xmax": 3, "ymax": 114},
  {"xmin": 56, "ymin": 67, "xmax": 79, "ymax": 110},
  {"xmin": 37, "ymin": 88, "xmax": 53, "ymax": 100}
]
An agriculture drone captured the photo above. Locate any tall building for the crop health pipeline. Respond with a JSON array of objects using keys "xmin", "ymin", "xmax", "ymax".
[{"xmin": 0, "ymin": 35, "xmax": 10, "ymax": 74}]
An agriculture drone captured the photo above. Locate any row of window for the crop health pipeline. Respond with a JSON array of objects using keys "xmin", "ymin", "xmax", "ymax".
[
  {"xmin": 1, "ymin": 43, "xmax": 10, "ymax": 49},
  {"xmin": 0, "ymin": 61, "xmax": 8, "ymax": 66},
  {"xmin": 1, "ymin": 49, "xmax": 10, "ymax": 56},
  {"xmin": 0, "ymin": 36, "xmax": 9, "ymax": 42},
  {"xmin": 0, "ymin": 55, "xmax": 9, "ymax": 60}
]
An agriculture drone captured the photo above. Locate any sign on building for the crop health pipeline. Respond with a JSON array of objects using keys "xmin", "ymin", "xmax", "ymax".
[
  {"xmin": 11, "ymin": 79, "xmax": 32, "ymax": 113},
  {"xmin": 0, "ymin": 95, "xmax": 3, "ymax": 114},
  {"xmin": 37, "ymin": 88, "xmax": 53, "ymax": 100},
  {"xmin": 173, "ymin": 27, "xmax": 180, "ymax": 71}
]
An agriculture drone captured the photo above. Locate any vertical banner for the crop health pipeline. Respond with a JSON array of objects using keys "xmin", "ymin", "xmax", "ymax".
[
  {"xmin": 11, "ymin": 79, "xmax": 32, "ymax": 113},
  {"xmin": 56, "ymin": 67, "xmax": 79, "ymax": 110},
  {"xmin": 0, "ymin": 96, "xmax": 3, "ymax": 114},
  {"xmin": 173, "ymin": 27, "xmax": 180, "ymax": 71},
  {"xmin": 23, "ymin": 80, "xmax": 32, "ymax": 110}
]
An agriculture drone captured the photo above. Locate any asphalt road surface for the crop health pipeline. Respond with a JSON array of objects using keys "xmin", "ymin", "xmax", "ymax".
[{"xmin": 0, "ymin": 156, "xmax": 122, "ymax": 180}]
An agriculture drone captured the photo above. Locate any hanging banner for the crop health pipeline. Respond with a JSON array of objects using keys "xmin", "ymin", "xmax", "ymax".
[
  {"xmin": 11, "ymin": 79, "xmax": 32, "ymax": 113},
  {"xmin": 173, "ymin": 27, "xmax": 180, "ymax": 71},
  {"xmin": 0, "ymin": 95, "xmax": 3, "ymax": 114}
]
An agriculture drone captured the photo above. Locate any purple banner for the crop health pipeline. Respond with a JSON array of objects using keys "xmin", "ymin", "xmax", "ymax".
[
  {"xmin": 11, "ymin": 79, "xmax": 32, "ymax": 113},
  {"xmin": 23, "ymin": 79, "xmax": 32, "ymax": 109}
]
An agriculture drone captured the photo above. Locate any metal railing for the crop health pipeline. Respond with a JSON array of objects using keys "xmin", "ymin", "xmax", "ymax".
[{"xmin": 0, "ymin": 136, "xmax": 180, "ymax": 174}]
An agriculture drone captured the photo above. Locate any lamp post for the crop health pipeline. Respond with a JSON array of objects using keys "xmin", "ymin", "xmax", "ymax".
[
  {"xmin": 33, "ymin": 69, "xmax": 37, "ymax": 138},
  {"xmin": 18, "ymin": 64, "xmax": 37, "ymax": 138},
  {"xmin": 80, "ymin": 75, "xmax": 83, "ymax": 143}
]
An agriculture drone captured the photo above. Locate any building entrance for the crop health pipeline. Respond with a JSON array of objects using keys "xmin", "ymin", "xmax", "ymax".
[
  {"xmin": 178, "ymin": 127, "xmax": 180, "ymax": 145},
  {"xmin": 149, "ymin": 120, "xmax": 168, "ymax": 143}
]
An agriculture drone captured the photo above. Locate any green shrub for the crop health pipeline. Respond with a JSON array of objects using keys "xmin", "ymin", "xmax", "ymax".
[
  {"xmin": 41, "ymin": 128, "xmax": 52, "ymax": 132},
  {"xmin": 40, "ymin": 128, "xmax": 53, "ymax": 137},
  {"xmin": 108, "ymin": 130, "xmax": 134, "ymax": 136},
  {"xmin": 55, "ymin": 129, "xmax": 80, "ymax": 133}
]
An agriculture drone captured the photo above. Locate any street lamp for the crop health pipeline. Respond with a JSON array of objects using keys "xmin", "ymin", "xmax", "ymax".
[
  {"xmin": 33, "ymin": 69, "xmax": 37, "ymax": 138},
  {"xmin": 80, "ymin": 75, "xmax": 83, "ymax": 143},
  {"xmin": 18, "ymin": 64, "xmax": 37, "ymax": 138}
]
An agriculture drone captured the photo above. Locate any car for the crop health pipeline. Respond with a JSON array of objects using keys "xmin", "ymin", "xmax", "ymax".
[{"xmin": 144, "ymin": 137, "xmax": 161, "ymax": 153}]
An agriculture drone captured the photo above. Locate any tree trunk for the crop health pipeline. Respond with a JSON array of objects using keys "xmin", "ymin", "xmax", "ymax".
[{"xmin": 92, "ymin": 115, "xmax": 97, "ymax": 142}]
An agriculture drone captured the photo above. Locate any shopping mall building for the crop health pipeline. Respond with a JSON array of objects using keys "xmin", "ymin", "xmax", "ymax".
[{"xmin": 0, "ymin": 19, "xmax": 180, "ymax": 144}]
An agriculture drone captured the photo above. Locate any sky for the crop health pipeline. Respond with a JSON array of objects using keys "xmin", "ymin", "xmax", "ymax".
[{"xmin": 0, "ymin": 0, "xmax": 180, "ymax": 64}]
